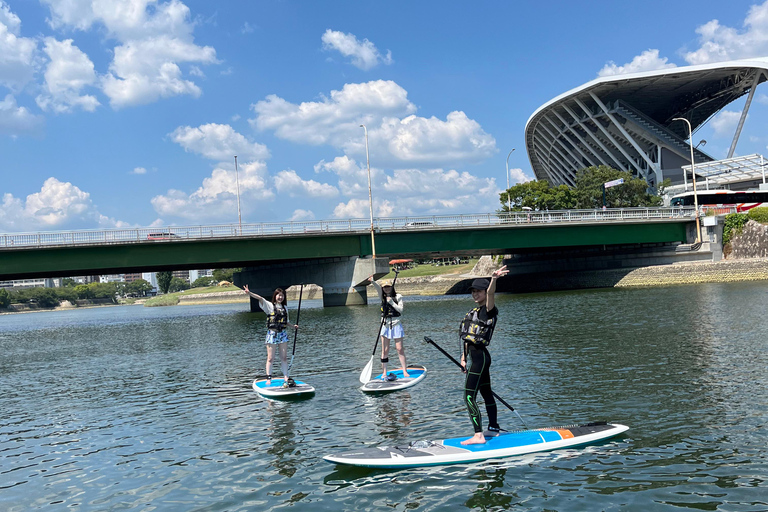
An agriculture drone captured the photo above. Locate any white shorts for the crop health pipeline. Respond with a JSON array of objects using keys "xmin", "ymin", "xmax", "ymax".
[
  {"xmin": 265, "ymin": 330, "xmax": 289, "ymax": 345},
  {"xmin": 380, "ymin": 323, "xmax": 404, "ymax": 340}
]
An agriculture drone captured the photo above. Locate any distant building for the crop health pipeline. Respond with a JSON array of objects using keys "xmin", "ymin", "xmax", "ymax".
[
  {"xmin": 189, "ymin": 269, "xmax": 213, "ymax": 282},
  {"xmin": 99, "ymin": 274, "xmax": 125, "ymax": 283},
  {"xmin": 124, "ymin": 273, "xmax": 143, "ymax": 282}
]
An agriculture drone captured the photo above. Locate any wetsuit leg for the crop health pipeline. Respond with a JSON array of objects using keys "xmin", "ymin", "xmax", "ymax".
[
  {"xmin": 477, "ymin": 353, "xmax": 498, "ymax": 429},
  {"xmin": 464, "ymin": 344, "xmax": 492, "ymax": 433}
]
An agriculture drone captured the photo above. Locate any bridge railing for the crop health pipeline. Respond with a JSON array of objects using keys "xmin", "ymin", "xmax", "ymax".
[{"xmin": 0, "ymin": 207, "xmax": 705, "ymax": 250}]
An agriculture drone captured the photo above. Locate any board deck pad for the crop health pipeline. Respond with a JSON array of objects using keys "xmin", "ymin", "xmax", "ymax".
[
  {"xmin": 324, "ymin": 422, "xmax": 628, "ymax": 468},
  {"xmin": 361, "ymin": 365, "xmax": 427, "ymax": 393},
  {"xmin": 252, "ymin": 378, "xmax": 315, "ymax": 398}
]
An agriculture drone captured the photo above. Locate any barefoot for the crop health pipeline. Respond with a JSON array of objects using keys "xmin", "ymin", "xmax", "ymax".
[{"xmin": 460, "ymin": 433, "xmax": 487, "ymax": 445}]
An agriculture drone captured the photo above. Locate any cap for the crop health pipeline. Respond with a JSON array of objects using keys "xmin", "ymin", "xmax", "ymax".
[
  {"xmin": 469, "ymin": 278, "xmax": 490, "ymax": 291},
  {"xmin": 381, "ymin": 280, "xmax": 393, "ymax": 288}
]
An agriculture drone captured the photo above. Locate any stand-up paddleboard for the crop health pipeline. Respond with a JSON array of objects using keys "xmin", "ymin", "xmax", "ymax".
[
  {"xmin": 324, "ymin": 422, "xmax": 628, "ymax": 468},
  {"xmin": 361, "ymin": 365, "xmax": 427, "ymax": 393},
  {"xmin": 253, "ymin": 378, "xmax": 315, "ymax": 399}
]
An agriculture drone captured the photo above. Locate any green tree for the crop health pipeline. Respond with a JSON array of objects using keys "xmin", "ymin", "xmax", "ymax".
[
  {"xmin": 500, "ymin": 180, "xmax": 576, "ymax": 212},
  {"xmin": 573, "ymin": 166, "xmax": 662, "ymax": 209},
  {"xmin": 88, "ymin": 282, "xmax": 117, "ymax": 300},
  {"xmin": 192, "ymin": 276, "xmax": 217, "ymax": 288},
  {"xmin": 0, "ymin": 288, "xmax": 10, "ymax": 308},
  {"xmin": 127, "ymin": 279, "xmax": 153, "ymax": 297},
  {"xmin": 157, "ymin": 271, "xmax": 173, "ymax": 294},
  {"xmin": 62, "ymin": 277, "xmax": 76, "ymax": 287},
  {"xmin": 74, "ymin": 284, "xmax": 93, "ymax": 299},
  {"xmin": 212, "ymin": 268, "xmax": 241, "ymax": 283},
  {"xmin": 27, "ymin": 288, "xmax": 60, "ymax": 308},
  {"xmin": 168, "ymin": 277, "xmax": 190, "ymax": 293}
]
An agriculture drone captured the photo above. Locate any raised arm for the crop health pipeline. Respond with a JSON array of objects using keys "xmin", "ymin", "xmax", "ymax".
[
  {"xmin": 368, "ymin": 275, "xmax": 385, "ymax": 300},
  {"xmin": 485, "ymin": 265, "xmax": 508, "ymax": 312},
  {"xmin": 243, "ymin": 285, "xmax": 273, "ymax": 313}
]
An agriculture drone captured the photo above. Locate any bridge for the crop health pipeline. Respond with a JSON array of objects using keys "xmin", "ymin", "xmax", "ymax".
[{"xmin": 0, "ymin": 208, "xmax": 702, "ymax": 307}]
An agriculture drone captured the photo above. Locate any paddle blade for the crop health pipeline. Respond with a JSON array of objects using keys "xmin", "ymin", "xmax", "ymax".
[{"xmin": 359, "ymin": 356, "xmax": 374, "ymax": 384}]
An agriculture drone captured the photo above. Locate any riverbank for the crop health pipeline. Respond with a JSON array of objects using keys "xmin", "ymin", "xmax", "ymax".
[{"xmin": 3, "ymin": 257, "xmax": 768, "ymax": 314}]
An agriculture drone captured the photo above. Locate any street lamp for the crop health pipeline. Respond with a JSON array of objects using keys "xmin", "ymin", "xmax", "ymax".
[
  {"xmin": 234, "ymin": 155, "xmax": 242, "ymax": 235},
  {"xmin": 360, "ymin": 124, "xmax": 376, "ymax": 257},
  {"xmin": 672, "ymin": 117, "xmax": 701, "ymax": 243},
  {"xmin": 505, "ymin": 149, "xmax": 515, "ymax": 212}
]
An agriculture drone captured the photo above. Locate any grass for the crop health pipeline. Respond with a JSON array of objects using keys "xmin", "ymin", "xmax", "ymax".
[
  {"xmin": 379, "ymin": 258, "xmax": 479, "ymax": 279},
  {"xmin": 144, "ymin": 294, "xmax": 180, "ymax": 307},
  {"xmin": 178, "ymin": 285, "xmax": 240, "ymax": 295}
]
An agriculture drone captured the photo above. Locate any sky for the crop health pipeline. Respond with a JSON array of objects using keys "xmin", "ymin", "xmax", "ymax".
[{"xmin": 2, "ymin": 0, "xmax": 768, "ymax": 233}]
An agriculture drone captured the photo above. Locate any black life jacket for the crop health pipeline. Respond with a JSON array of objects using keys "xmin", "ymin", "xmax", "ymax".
[
  {"xmin": 459, "ymin": 306, "xmax": 496, "ymax": 346},
  {"xmin": 381, "ymin": 296, "xmax": 401, "ymax": 319},
  {"xmin": 267, "ymin": 304, "xmax": 288, "ymax": 332}
]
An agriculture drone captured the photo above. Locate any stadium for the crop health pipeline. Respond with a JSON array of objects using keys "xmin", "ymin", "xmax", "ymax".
[{"xmin": 525, "ymin": 58, "xmax": 768, "ymax": 194}]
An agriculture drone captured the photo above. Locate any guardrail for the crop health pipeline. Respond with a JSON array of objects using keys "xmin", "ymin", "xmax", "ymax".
[{"xmin": 0, "ymin": 207, "xmax": 715, "ymax": 250}]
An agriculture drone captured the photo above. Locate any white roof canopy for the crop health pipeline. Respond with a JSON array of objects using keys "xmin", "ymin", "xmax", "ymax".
[{"xmin": 682, "ymin": 154, "xmax": 767, "ymax": 186}]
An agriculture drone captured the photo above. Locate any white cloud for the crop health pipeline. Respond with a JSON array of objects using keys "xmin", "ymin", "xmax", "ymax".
[
  {"xmin": 289, "ymin": 209, "xmax": 315, "ymax": 221},
  {"xmin": 250, "ymin": 80, "xmax": 416, "ymax": 145},
  {"xmin": 710, "ymin": 110, "xmax": 743, "ymax": 136},
  {"xmin": 314, "ymin": 156, "xmax": 372, "ymax": 196},
  {"xmin": 369, "ymin": 112, "xmax": 496, "ymax": 165},
  {"xmin": 131, "ymin": 166, "xmax": 147, "ymax": 174},
  {"xmin": 0, "ymin": 177, "xmax": 127, "ymax": 231},
  {"xmin": 509, "ymin": 168, "xmax": 533, "ymax": 184},
  {"xmin": 684, "ymin": 1, "xmax": 768, "ymax": 64},
  {"xmin": 251, "ymin": 81, "xmax": 496, "ymax": 167},
  {"xmin": 150, "ymin": 160, "xmax": 274, "ymax": 222},
  {"xmin": 321, "ymin": 29, "xmax": 392, "ymax": 70},
  {"xmin": 0, "ymin": 94, "xmax": 43, "ymax": 135},
  {"xmin": 274, "ymin": 169, "xmax": 338, "ymax": 198},
  {"xmin": 36, "ymin": 38, "xmax": 100, "ymax": 113},
  {"xmin": 170, "ymin": 123, "xmax": 270, "ymax": 162},
  {"xmin": 41, "ymin": 0, "xmax": 219, "ymax": 108},
  {"xmin": 332, "ymin": 198, "xmax": 393, "ymax": 218},
  {"xmin": 0, "ymin": 2, "xmax": 39, "ymax": 91},
  {"xmin": 598, "ymin": 49, "xmax": 677, "ymax": 77},
  {"xmin": 759, "ymin": 93, "xmax": 768, "ymax": 105}
]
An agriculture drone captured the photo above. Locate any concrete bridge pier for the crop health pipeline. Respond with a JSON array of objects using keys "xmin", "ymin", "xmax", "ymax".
[{"xmin": 233, "ymin": 256, "xmax": 390, "ymax": 312}]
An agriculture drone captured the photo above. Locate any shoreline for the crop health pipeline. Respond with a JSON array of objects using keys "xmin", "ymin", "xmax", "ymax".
[{"xmin": 3, "ymin": 258, "xmax": 768, "ymax": 314}]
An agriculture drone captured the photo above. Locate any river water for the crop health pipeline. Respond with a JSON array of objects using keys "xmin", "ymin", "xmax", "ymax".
[{"xmin": 1, "ymin": 282, "xmax": 767, "ymax": 511}]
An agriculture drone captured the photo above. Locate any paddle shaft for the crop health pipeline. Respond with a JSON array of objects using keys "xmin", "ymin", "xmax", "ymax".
[
  {"xmin": 424, "ymin": 336, "xmax": 526, "ymax": 425},
  {"xmin": 368, "ymin": 270, "xmax": 400, "ymax": 357},
  {"xmin": 288, "ymin": 284, "xmax": 304, "ymax": 375}
]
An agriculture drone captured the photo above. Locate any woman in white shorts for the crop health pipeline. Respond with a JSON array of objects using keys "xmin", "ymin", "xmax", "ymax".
[
  {"xmin": 369, "ymin": 277, "xmax": 409, "ymax": 379},
  {"xmin": 243, "ymin": 285, "xmax": 298, "ymax": 385}
]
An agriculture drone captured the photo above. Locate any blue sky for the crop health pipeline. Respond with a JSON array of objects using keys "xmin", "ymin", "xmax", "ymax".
[{"xmin": 2, "ymin": 0, "xmax": 768, "ymax": 233}]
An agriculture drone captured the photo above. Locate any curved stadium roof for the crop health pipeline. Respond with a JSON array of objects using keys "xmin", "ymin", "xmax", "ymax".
[{"xmin": 525, "ymin": 58, "xmax": 768, "ymax": 189}]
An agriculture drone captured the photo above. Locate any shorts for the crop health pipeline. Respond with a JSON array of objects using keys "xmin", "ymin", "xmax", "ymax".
[
  {"xmin": 380, "ymin": 323, "xmax": 404, "ymax": 340},
  {"xmin": 265, "ymin": 330, "xmax": 289, "ymax": 345}
]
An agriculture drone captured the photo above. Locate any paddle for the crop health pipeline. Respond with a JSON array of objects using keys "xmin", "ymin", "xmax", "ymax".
[
  {"xmin": 359, "ymin": 270, "xmax": 400, "ymax": 384},
  {"xmin": 424, "ymin": 336, "xmax": 528, "ymax": 428},
  {"xmin": 287, "ymin": 283, "xmax": 304, "ymax": 377}
]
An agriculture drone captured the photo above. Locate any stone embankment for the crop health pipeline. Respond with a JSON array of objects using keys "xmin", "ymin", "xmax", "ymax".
[{"xmin": 730, "ymin": 220, "xmax": 768, "ymax": 259}]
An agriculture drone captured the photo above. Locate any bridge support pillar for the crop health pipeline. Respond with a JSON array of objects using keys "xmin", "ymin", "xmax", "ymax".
[{"xmin": 233, "ymin": 256, "xmax": 390, "ymax": 311}]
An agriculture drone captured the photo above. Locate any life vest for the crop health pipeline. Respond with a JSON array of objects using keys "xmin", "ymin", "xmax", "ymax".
[
  {"xmin": 267, "ymin": 304, "xmax": 288, "ymax": 332},
  {"xmin": 381, "ymin": 296, "xmax": 401, "ymax": 319},
  {"xmin": 459, "ymin": 306, "xmax": 496, "ymax": 346}
]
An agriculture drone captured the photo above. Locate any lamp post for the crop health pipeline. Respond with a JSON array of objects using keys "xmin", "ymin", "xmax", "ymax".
[
  {"xmin": 505, "ymin": 149, "xmax": 515, "ymax": 212},
  {"xmin": 234, "ymin": 155, "xmax": 242, "ymax": 235},
  {"xmin": 673, "ymin": 117, "xmax": 701, "ymax": 243},
  {"xmin": 360, "ymin": 124, "xmax": 376, "ymax": 257}
]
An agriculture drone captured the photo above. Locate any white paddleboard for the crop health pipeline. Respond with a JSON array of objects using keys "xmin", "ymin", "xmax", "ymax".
[
  {"xmin": 252, "ymin": 377, "xmax": 315, "ymax": 399},
  {"xmin": 324, "ymin": 422, "xmax": 628, "ymax": 468},
  {"xmin": 360, "ymin": 365, "xmax": 427, "ymax": 393}
]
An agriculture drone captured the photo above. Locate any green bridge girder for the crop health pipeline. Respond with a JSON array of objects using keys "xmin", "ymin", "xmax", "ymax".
[{"xmin": 0, "ymin": 220, "xmax": 689, "ymax": 281}]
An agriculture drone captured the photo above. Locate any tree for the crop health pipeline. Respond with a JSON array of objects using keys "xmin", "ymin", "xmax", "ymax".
[
  {"xmin": 500, "ymin": 180, "xmax": 576, "ymax": 212},
  {"xmin": 127, "ymin": 279, "xmax": 153, "ymax": 297},
  {"xmin": 157, "ymin": 271, "xmax": 173, "ymax": 294},
  {"xmin": 573, "ymin": 166, "xmax": 662, "ymax": 209},
  {"xmin": 62, "ymin": 278, "xmax": 76, "ymax": 287},
  {"xmin": 213, "ymin": 268, "xmax": 241, "ymax": 283},
  {"xmin": 168, "ymin": 277, "xmax": 190, "ymax": 293},
  {"xmin": 0, "ymin": 288, "xmax": 10, "ymax": 308},
  {"xmin": 74, "ymin": 284, "xmax": 93, "ymax": 299},
  {"xmin": 192, "ymin": 276, "xmax": 217, "ymax": 288}
]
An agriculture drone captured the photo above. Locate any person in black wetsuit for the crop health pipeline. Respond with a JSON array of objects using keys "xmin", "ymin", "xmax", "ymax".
[{"xmin": 459, "ymin": 265, "xmax": 509, "ymax": 445}]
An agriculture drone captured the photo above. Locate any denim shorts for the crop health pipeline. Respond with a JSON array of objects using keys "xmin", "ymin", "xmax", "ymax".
[{"xmin": 265, "ymin": 330, "xmax": 289, "ymax": 345}]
